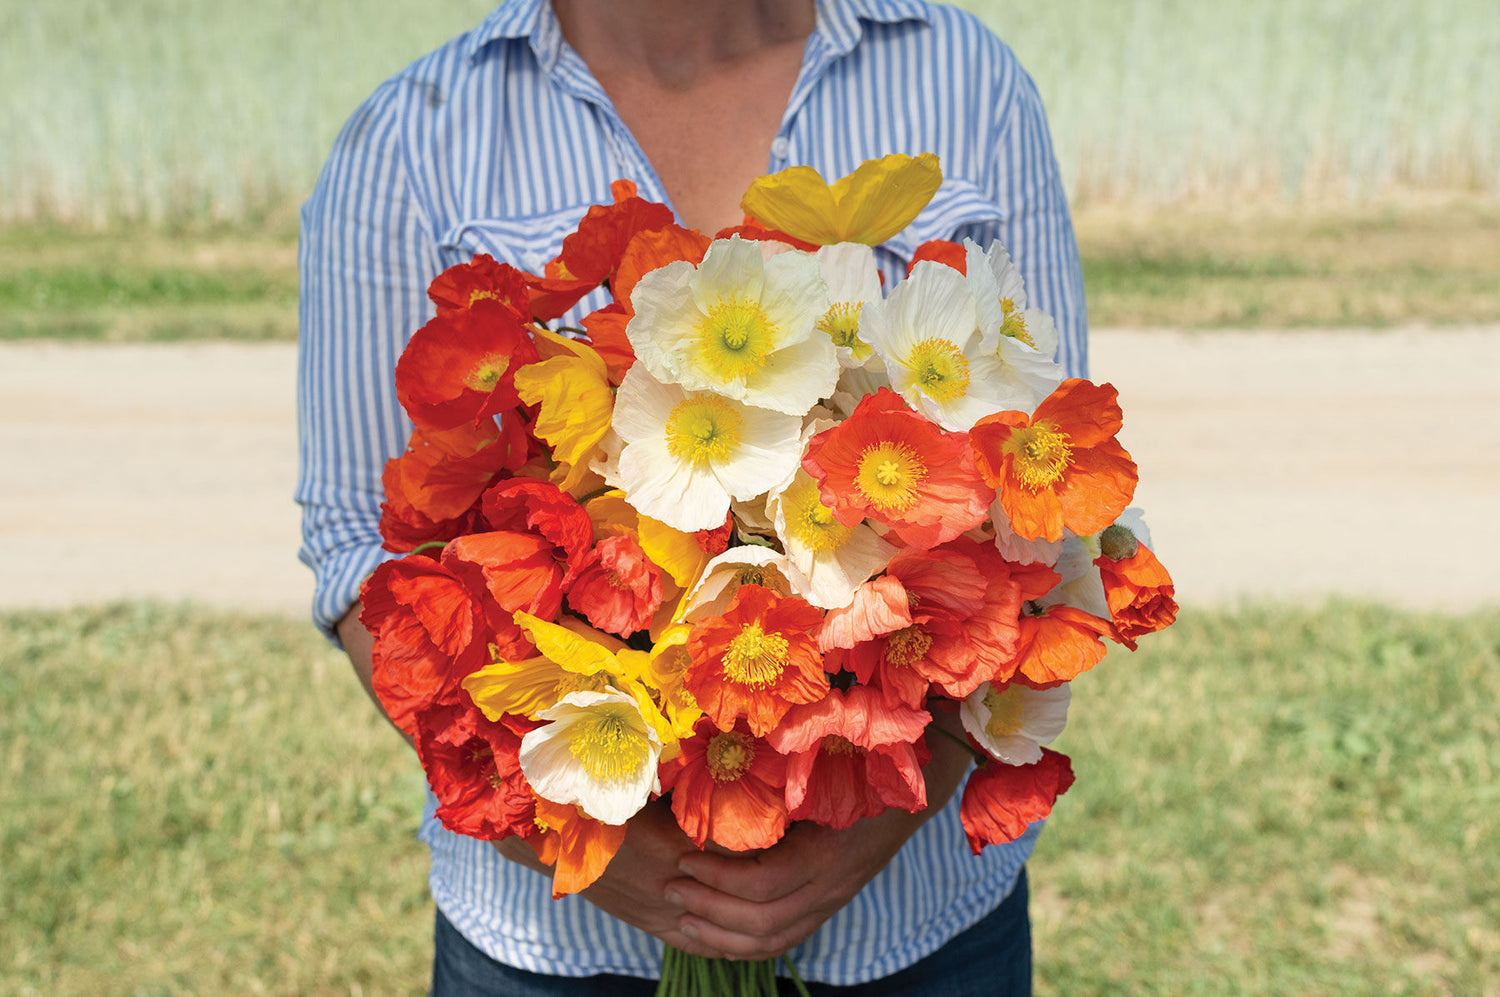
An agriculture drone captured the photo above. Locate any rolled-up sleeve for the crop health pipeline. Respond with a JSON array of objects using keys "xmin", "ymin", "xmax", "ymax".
[{"xmin": 295, "ymin": 79, "xmax": 442, "ymax": 642}]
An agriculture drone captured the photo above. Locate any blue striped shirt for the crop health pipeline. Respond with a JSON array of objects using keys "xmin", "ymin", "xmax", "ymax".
[{"xmin": 298, "ymin": 0, "xmax": 1086, "ymax": 984}]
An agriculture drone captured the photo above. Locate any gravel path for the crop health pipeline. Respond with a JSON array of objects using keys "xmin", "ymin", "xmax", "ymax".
[{"xmin": 3, "ymin": 328, "xmax": 1496, "ymax": 619}]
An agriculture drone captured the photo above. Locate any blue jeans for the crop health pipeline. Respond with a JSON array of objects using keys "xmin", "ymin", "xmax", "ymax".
[{"xmin": 431, "ymin": 868, "xmax": 1031, "ymax": 996}]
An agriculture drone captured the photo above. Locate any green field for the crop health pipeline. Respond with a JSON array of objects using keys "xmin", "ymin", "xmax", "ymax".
[{"xmin": 3, "ymin": 602, "xmax": 1496, "ymax": 995}]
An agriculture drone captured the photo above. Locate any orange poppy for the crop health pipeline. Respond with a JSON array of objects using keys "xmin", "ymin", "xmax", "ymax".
[
  {"xmin": 969, "ymin": 379, "xmax": 1138, "ymax": 543},
  {"xmin": 1096, "ymin": 533, "xmax": 1178, "ymax": 650},
  {"xmin": 478, "ymin": 478, "xmax": 595, "ymax": 578},
  {"xmin": 996, "ymin": 560, "xmax": 1113, "ymax": 688},
  {"xmin": 526, "ymin": 796, "xmax": 630, "ymax": 898},
  {"xmin": 441, "ymin": 531, "xmax": 568, "ymax": 661},
  {"xmin": 529, "ymin": 180, "xmax": 677, "ymax": 320},
  {"xmin": 395, "ymin": 297, "xmax": 540, "ymax": 432},
  {"xmin": 764, "ymin": 685, "xmax": 931, "ymax": 829},
  {"xmin": 684, "ymin": 584, "xmax": 828, "ymax": 737},
  {"xmin": 801, "ymin": 387, "xmax": 993, "ymax": 549},
  {"xmin": 907, "ymin": 238, "xmax": 967, "ymax": 276},
  {"xmin": 427, "ymin": 253, "xmax": 532, "ymax": 319},
  {"xmin": 959, "ymin": 747, "xmax": 1075, "ymax": 854},
  {"xmin": 660, "ymin": 716, "xmax": 789, "ymax": 851}
]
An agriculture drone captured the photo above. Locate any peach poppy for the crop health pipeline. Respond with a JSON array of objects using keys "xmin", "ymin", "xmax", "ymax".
[
  {"xmin": 527, "ymin": 796, "xmax": 630, "ymax": 898},
  {"xmin": 959, "ymin": 748, "xmax": 1075, "ymax": 854},
  {"xmin": 565, "ymin": 533, "xmax": 665, "ymax": 636},
  {"xmin": 1095, "ymin": 525, "xmax": 1178, "ymax": 650},
  {"xmin": 427, "ymin": 253, "xmax": 532, "ymax": 319},
  {"xmin": 801, "ymin": 387, "xmax": 992, "ymax": 549},
  {"xmin": 395, "ymin": 297, "xmax": 540, "ymax": 432},
  {"xmin": 969, "ymin": 379, "xmax": 1138, "ymax": 543},
  {"xmin": 660, "ymin": 716, "xmax": 789, "ymax": 851},
  {"xmin": 684, "ymin": 584, "xmax": 828, "ymax": 737},
  {"xmin": 764, "ymin": 685, "xmax": 931, "ymax": 829},
  {"xmin": 360, "ymin": 556, "xmax": 487, "ymax": 737}
]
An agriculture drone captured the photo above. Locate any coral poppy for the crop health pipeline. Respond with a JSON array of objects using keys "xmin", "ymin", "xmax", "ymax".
[
  {"xmin": 394, "ymin": 297, "xmax": 540, "ymax": 432},
  {"xmin": 764, "ymin": 685, "xmax": 931, "ymax": 829},
  {"xmin": 739, "ymin": 152, "xmax": 942, "ymax": 247},
  {"xmin": 684, "ymin": 584, "xmax": 828, "ymax": 737},
  {"xmin": 565, "ymin": 533, "xmax": 665, "ymax": 636},
  {"xmin": 801, "ymin": 387, "xmax": 992, "ymax": 549},
  {"xmin": 959, "ymin": 748, "xmax": 1075, "ymax": 854},
  {"xmin": 970, "ymin": 378, "xmax": 1139, "ymax": 543},
  {"xmin": 661, "ymin": 716, "xmax": 790, "ymax": 851}
]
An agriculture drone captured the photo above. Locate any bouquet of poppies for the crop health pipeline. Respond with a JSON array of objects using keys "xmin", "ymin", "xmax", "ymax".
[{"xmin": 361, "ymin": 153, "xmax": 1177, "ymax": 994}]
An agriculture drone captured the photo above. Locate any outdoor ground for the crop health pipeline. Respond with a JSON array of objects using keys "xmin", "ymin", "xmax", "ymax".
[{"xmin": 4, "ymin": 326, "xmax": 1496, "ymax": 617}]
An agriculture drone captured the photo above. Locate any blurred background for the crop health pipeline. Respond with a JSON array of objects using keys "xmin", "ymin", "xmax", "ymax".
[{"xmin": 2, "ymin": 1, "xmax": 1496, "ymax": 994}]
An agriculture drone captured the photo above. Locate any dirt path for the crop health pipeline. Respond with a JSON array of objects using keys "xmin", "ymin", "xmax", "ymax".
[{"xmin": 2, "ymin": 329, "xmax": 1497, "ymax": 619}]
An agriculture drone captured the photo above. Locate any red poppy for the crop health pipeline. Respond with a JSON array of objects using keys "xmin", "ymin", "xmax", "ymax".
[
  {"xmin": 960, "ymin": 748, "xmax": 1075, "ymax": 853},
  {"xmin": 907, "ymin": 238, "xmax": 967, "ymax": 276},
  {"xmin": 395, "ymin": 297, "xmax": 540, "ymax": 432},
  {"xmin": 427, "ymin": 254, "xmax": 532, "ymax": 319},
  {"xmin": 764, "ymin": 685, "xmax": 931, "ymax": 829},
  {"xmin": 660, "ymin": 716, "xmax": 790, "ymax": 851},
  {"xmin": 415, "ymin": 702, "xmax": 539, "ymax": 840},
  {"xmin": 380, "ymin": 420, "xmax": 526, "ymax": 552},
  {"xmin": 441, "ymin": 531, "xmax": 568, "ymax": 661},
  {"xmin": 969, "ymin": 379, "xmax": 1138, "ymax": 543},
  {"xmin": 479, "ymin": 478, "xmax": 595, "ymax": 579},
  {"xmin": 685, "ymin": 585, "xmax": 828, "ymax": 737},
  {"xmin": 360, "ymin": 556, "xmax": 487, "ymax": 736}
]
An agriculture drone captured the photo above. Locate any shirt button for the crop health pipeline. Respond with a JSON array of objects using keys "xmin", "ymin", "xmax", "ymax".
[{"xmin": 770, "ymin": 136, "xmax": 790, "ymax": 160}]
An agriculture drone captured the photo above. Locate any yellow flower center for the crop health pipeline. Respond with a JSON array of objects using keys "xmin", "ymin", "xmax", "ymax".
[
  {"xmin": 706, "ymin": 730, "xmax": 756, "ymax": 782},
  {"xmin": 696, "ymin": 298, "xmax": 777, "ymax": 383},
  {"xmin": 722, "ymin": 624, "xmax": 789, "ymax": 689},
  {"xmin": 906, "ymin": 337, "xmax": 970, "ymax": 403},
  {"xmin": 998, "ymin": 298, "xmax": 1036, "ymax": 348},
  {"xmin": 982, "ymin": 685, "xmax": 1027, "ymax": 740},
  {"xmin": 1003, "ymin": 420, "xmax": 1073, "ymax": 492},
  {"xmin": 820, "ymin": 734, "xmax": 864, "ymax": 756},
  {"xmin": 666, "ymin": 396, "xmax": 744, "ymax": 467},
  {"xmin": 855, "ymin": 442, "xmax": 928, "ymax": 513},
  {"xmin": 783, "ymin": 478, "xmax": 852, "ymax": 553},
  {"xmin": 816, "ymin": 302, "xmax": 871, "ymax": 359},
  {"xmin": 568, "ymin": 705, "xmax": 651, "ymax": 783},
  {"xmin": 884, "ymin": 625, "xmax": 933, "ymax": 666},
  {"xmin": 464, "ymin": 352, "xmax": 511, "ymax": 391}
]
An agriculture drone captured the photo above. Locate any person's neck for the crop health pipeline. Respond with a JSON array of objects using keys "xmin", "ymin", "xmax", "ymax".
[{"xmin": 552, "ymin": 0, "xmax": 817, "ymax": 89}]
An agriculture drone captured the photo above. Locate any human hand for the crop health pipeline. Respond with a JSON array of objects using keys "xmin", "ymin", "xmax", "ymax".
[{"xmin": 492, "ymin": 797, "xmax": 725, "ymax": 957}]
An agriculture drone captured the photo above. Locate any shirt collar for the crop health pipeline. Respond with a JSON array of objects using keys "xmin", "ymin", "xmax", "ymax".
[{"xmin": 464, "ymin": 0, "xmax": 930, "ymax": 62}]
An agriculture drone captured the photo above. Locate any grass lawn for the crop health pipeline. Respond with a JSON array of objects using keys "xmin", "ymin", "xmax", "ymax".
[
  {"xmin": 2, "ymin": 601, "xmax": 1495, "ymax": 995},
  {"xmin": 2, "ymin": 197, "xmax": 1497, "ymax": 341}
]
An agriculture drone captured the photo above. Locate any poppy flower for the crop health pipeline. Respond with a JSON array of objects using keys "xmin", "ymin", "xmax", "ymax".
[
  {"xmin": 360, "ymin": 556, "xmax": 487, "ymax": 737},
  {"xmin": 801, "ymin": 388, "xmax": 992, "ymax": 549},
  {"xmin": 440, "ymin": 531, "xmax": 569, "ymax": 660},
  {"xmin": 966, "ymin": 240, "xmax": 1060, "ymax": 365},
  {"xmin": 519, "ymin": 687, "xmax": 664, "ymax": 825},
  {"xmin": 907, "ymin": 238, "xmax": 967, "ymax": 275},
  {"xmin": 959, "ymin": 748, "xmax": 1075, "ymax": 854},
  {"xmin": 767, "ymin": 466, "xmax": 897, "ymax": 611},
  {"xmin": 415, "ymin": 702, "xmax": 539, "ymax": 840},
  {"xmin": 394, "ymin": 297, "xmax": 540, "ymax": 432},
  {"xmin": 478, "ymin": 478, "xmax": 594, "ymax": 578},
  {"xmin": 380, "ymin": 420, "xmax": 527, "ymax": 552},
  {"xmin": 814, "ymin": 242, "xmax": 883, "ymax": 368},
  {"xmin": 764, "ymin": 685, "xmax": 931, "ymax": 829},
  {"xmin": 427, "ymin": 254, "xmax": 532, "ymax": 319},
  {"xmin": 739, "ymin": 152, "xmax": 942, "ymax": 247},
  {"xmin": 960, "ymin": 681, "xmax": 1070, "ymax": 766},
  {"xmin": 970, "ymin": 378, "xmax": 1139, "ymax": 543},
  {"xmin": 1095, "ymin": 523, "xmax": 1178, "ymax": 649},
  {"xmin": 685, "ymin": 584, "xmax": 828, "ymax": 737},
  {"xmin": 512, "ymin": 328, "xmax": 616, "ymax": 495},
  {"xmin": 661, "ymin": 716, "xmax": 790, "ymax": 851},
  {"xmin": 565, "ymin": 533, "xmax": 664, "ymax": 636},
  {"xmin": 527, "ymin": 796, "xmax": 630, "ymax": 898}
]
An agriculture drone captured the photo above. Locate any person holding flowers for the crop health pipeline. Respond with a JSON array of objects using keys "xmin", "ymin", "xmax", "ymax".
[{"xmin": 298, "ymin": 0, "xmax": 1094, "ymax": 993}]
